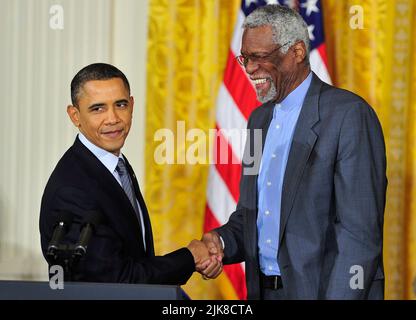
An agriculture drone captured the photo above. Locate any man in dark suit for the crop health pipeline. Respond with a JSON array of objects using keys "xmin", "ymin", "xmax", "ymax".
[
  {"xmin": 202, "ymin": 5, "xmax": 387, "ymax": 299},
  {"xmin": 40, "ymin": 63, "xmax": 221, "ymax": 285}
]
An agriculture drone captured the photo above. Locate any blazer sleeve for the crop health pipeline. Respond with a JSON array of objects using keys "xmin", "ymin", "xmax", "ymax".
[
  {"xmin": 325, "ymin": 101, "xmax": 387, "ymax": 299},
  {"xmin": 40, "ymin": 186, "xmax": 195, "ymax": 285},
  {"xmin": 215, "ymin": 208, "xmax": 246, "ymax": 264}
]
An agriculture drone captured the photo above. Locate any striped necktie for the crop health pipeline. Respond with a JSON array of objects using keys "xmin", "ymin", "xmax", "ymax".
[{"xmin": 116, "ymin": 158, "xmax": 146, "ymax": 249}]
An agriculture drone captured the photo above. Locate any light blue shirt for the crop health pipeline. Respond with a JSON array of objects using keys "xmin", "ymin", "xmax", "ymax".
[
  {"xmin": 78, "ymin": 133, "xmax": 146, "ymax": 248},
  {"xmin": 257, "ymin": 72, "xmax": 312, "ymax": 275}
]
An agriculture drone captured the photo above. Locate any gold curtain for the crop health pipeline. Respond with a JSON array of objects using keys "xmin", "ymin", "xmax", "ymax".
[
  {"xmin": 322, "ymin": 0, "xmax": 416, "ymax": 299},
  {"xmin": 146, "ymin": 0, "xmax": 416, "ymax": 299}
]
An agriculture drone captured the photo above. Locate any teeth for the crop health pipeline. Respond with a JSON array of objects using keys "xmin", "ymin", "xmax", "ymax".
[{"xmin": 253, "ymin": 78, "xmax": 267, "ymax": 85}]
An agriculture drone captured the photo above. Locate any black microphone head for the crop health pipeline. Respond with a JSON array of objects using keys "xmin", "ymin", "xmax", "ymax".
[
  {"xmin": 54, "ymin": 210, "xmax": 74, "ymax": 228},
  {"xmin": 73, "ymin": 211, "xmax": 103, "ymax": 260},
  {"xmin": 47, "ymin": 211, "xmax": 74, "ymax": 259}
]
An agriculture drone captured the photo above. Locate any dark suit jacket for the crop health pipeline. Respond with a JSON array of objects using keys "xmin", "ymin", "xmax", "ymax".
[
  {"xmin": 216, "ymin": 73, "xmax": 387, "ymax": 299},
  {"xmin": 40, "ymin": 136, "xmax": 195, "ymax": 285}
]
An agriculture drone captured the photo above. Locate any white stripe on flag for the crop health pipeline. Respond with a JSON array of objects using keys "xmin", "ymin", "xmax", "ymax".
[
  {"xmin": 206, "ymin": 165, "xmax": 237, "ymax": 226},
  {"xmin": 310, "ymin": 49, "xmax": 332, "ymax": 84},
  {"xmin": 216, "ymin": 84, "xmax": 248, "ymax": 161},
  {"xmin": 230, "ymin": 11, "xmax": 246, "ymax": 55}
]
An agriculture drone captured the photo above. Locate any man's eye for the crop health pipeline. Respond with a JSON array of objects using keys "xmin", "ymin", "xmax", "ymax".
[
  {"xmin": 117, "ymin": 103, "xmax": 128, "ymax": 108},
  {"xmin": 251, "ymin": 55, "xmax": 266, "ymax": 60},
  {"xmin": 91, "ymin": 107, "xmax": 103, "ymax": 112}
]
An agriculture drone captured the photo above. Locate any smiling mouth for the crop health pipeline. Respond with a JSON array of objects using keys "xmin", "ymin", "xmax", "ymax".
[
  {"xmin": 251, "ymin": 77, "xmax": 271, "ymax": 93},
  {"xmin": 252, "ymin": 78, "xmax": 268, "ymax": 85},
  {"xmin": 102, "ymin": 129, "xmax": 123, "ymax": 138}
]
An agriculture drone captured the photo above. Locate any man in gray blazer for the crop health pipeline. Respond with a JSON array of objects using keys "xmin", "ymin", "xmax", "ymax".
[{"xmin": 202, "ymin": 5, "xmax": 387, "ymax": 300}]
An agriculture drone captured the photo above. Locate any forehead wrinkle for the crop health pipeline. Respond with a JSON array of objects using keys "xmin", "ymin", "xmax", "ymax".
[{"xmin": 242, "ymin": 26, "xmax": 275, "ymax": 55}]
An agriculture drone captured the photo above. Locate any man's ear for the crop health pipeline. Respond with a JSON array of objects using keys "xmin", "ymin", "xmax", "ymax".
[
  {"xmin": 293, "ymin": 41, "xmax": 307, "ymax": 64},
  {"xmin": 130, "ymin": 96, "xmax": 134, "ymax": 114},
  {"xmin": 67, "ymin": 105, "xmax": 80, "ymax": 128}
]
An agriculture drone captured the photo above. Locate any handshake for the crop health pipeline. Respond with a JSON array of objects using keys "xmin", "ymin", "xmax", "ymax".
[{"xmin": 186, "ymin": 231, "xmax": 224, "ymax": 280}]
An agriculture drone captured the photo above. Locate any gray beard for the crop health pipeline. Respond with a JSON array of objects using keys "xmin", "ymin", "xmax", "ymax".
[{"xmin": 256, "ymin": 79, "xmax": 277, "ymax": 104}]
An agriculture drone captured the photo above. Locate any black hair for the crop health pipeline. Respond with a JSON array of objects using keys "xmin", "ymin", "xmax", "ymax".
[{"xmin": 70, "ymin": 63, "xmax": 130, "ymax": 105}]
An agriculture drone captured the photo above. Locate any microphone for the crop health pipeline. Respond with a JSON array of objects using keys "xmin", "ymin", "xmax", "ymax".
[
  {"xmin": 47, "ymin": 211, "xmax": 74, "ymax": 259},
  {"xmin": 73, "ymin": 211, "xmax": 103, "ymax": 259}
]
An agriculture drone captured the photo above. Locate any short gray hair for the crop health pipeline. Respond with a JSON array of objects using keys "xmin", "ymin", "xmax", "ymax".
[{"xmin": 243, "ymin": 5, "xmax": 310, "ymax": 58}]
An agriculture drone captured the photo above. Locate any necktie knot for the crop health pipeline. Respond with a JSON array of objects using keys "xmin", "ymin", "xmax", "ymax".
[
  {"xmin": 116, "ymin": 158, "xmax": 127, "ymax": 176},
  {"xmin": 115, "ymin": 158, "xmax": 137, "ymax": 213}
]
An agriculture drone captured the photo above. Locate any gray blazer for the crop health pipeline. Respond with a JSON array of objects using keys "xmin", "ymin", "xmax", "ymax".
[{"xmin": 216, "ymin": 73, "xmax": 387, "ymax": 300}]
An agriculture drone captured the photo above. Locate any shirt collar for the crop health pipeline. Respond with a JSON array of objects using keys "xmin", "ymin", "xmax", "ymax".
[
  {"xmin": 78, "ymin": 133, "xmax": 123, "ymax": 174},
  {"xmin": 273, "ymin": 72, "xmax": 312, "ymax": 117}
]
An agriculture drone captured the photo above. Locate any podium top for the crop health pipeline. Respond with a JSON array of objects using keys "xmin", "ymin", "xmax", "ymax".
[{"xmin": 0, "ymin": 280, "xmax": 185, "ymax": 300}]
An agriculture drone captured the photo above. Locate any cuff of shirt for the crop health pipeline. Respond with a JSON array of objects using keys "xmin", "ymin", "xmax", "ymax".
[{"xmin": 220, "ymin": 236, "xmax": 225, "ymax": 250}]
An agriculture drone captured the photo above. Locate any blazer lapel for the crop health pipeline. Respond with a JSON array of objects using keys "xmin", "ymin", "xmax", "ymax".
[
  {"xmin": 239, "ymin": 102, "xmax": 274, "ymax": 211},
  {"xmin": 254, "ymin": 102, "xmax": 275, "ymax": 209},
  {"xmin": 72, "ymin": 137, "xmax": 147, "ymax": 253},
  {"xmin": 259, "ymin": 102, "xmax": 275, "ymax": 150},
  {"xmin": 279, "ymin": 73, "xmax": 322, "ymax": 246},
  {"xmin": 241, "ymin": 102, "xmax": 274, "ymax": 263}
]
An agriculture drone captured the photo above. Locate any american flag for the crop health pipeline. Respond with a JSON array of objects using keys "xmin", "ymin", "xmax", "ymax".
[{"xmin": 203, "ymin": 0, "xmax": 331, "ymax": 299}]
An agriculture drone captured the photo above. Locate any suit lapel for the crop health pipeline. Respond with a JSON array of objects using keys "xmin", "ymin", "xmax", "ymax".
[
  {"xmin": 259, "ymin": 102, "xmax": 275, "ymax": 150},
  {"xmin": 279, "ymin": 74, "xmax": 322, "ymax": 246},
  {"xmin": 72, "ymin": 137, "xmax": 147, "ymax": 253},
  {"xmin": 253, "ymin": 102, "xmax": 274, "ymax": 210},
  {"xmin": 239, "ymin": 102, "xmax": 274, "ymax": 266},
  {"xmin": 239, "ymin": 102, "xmax": 274, "ymax": 212}
]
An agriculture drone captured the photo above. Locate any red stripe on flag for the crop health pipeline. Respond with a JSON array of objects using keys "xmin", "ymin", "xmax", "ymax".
[
  {"xmin": 213, "ymin": 125, "xmax": 242, "ymax": 202},
  {"xmin": 203, "ymin": 205, "xmax": 247, "ymax": 300},
  {"xmin": 223, "ymin": 50, "xmax": 261, "ymax": 120},
  {"xmin": 203, "ymin": 204, "xmax": 221, "ymax": 233},
  {"xmin": 223, "ymin": 264, "xmax": 247, "ymax": 300},
  {"xmin": 317, "ymin": 43, "xmax": 329, "ymax": 69}
]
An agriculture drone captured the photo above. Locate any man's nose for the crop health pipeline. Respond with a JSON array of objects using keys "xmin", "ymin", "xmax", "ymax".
[
  {"xmin": 106, "ymin": 106, "xmax": 120, "ymax": 124},
  {"xmin": 244, "ymin": 59, "xmax": 259, "ymax": 75}
]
